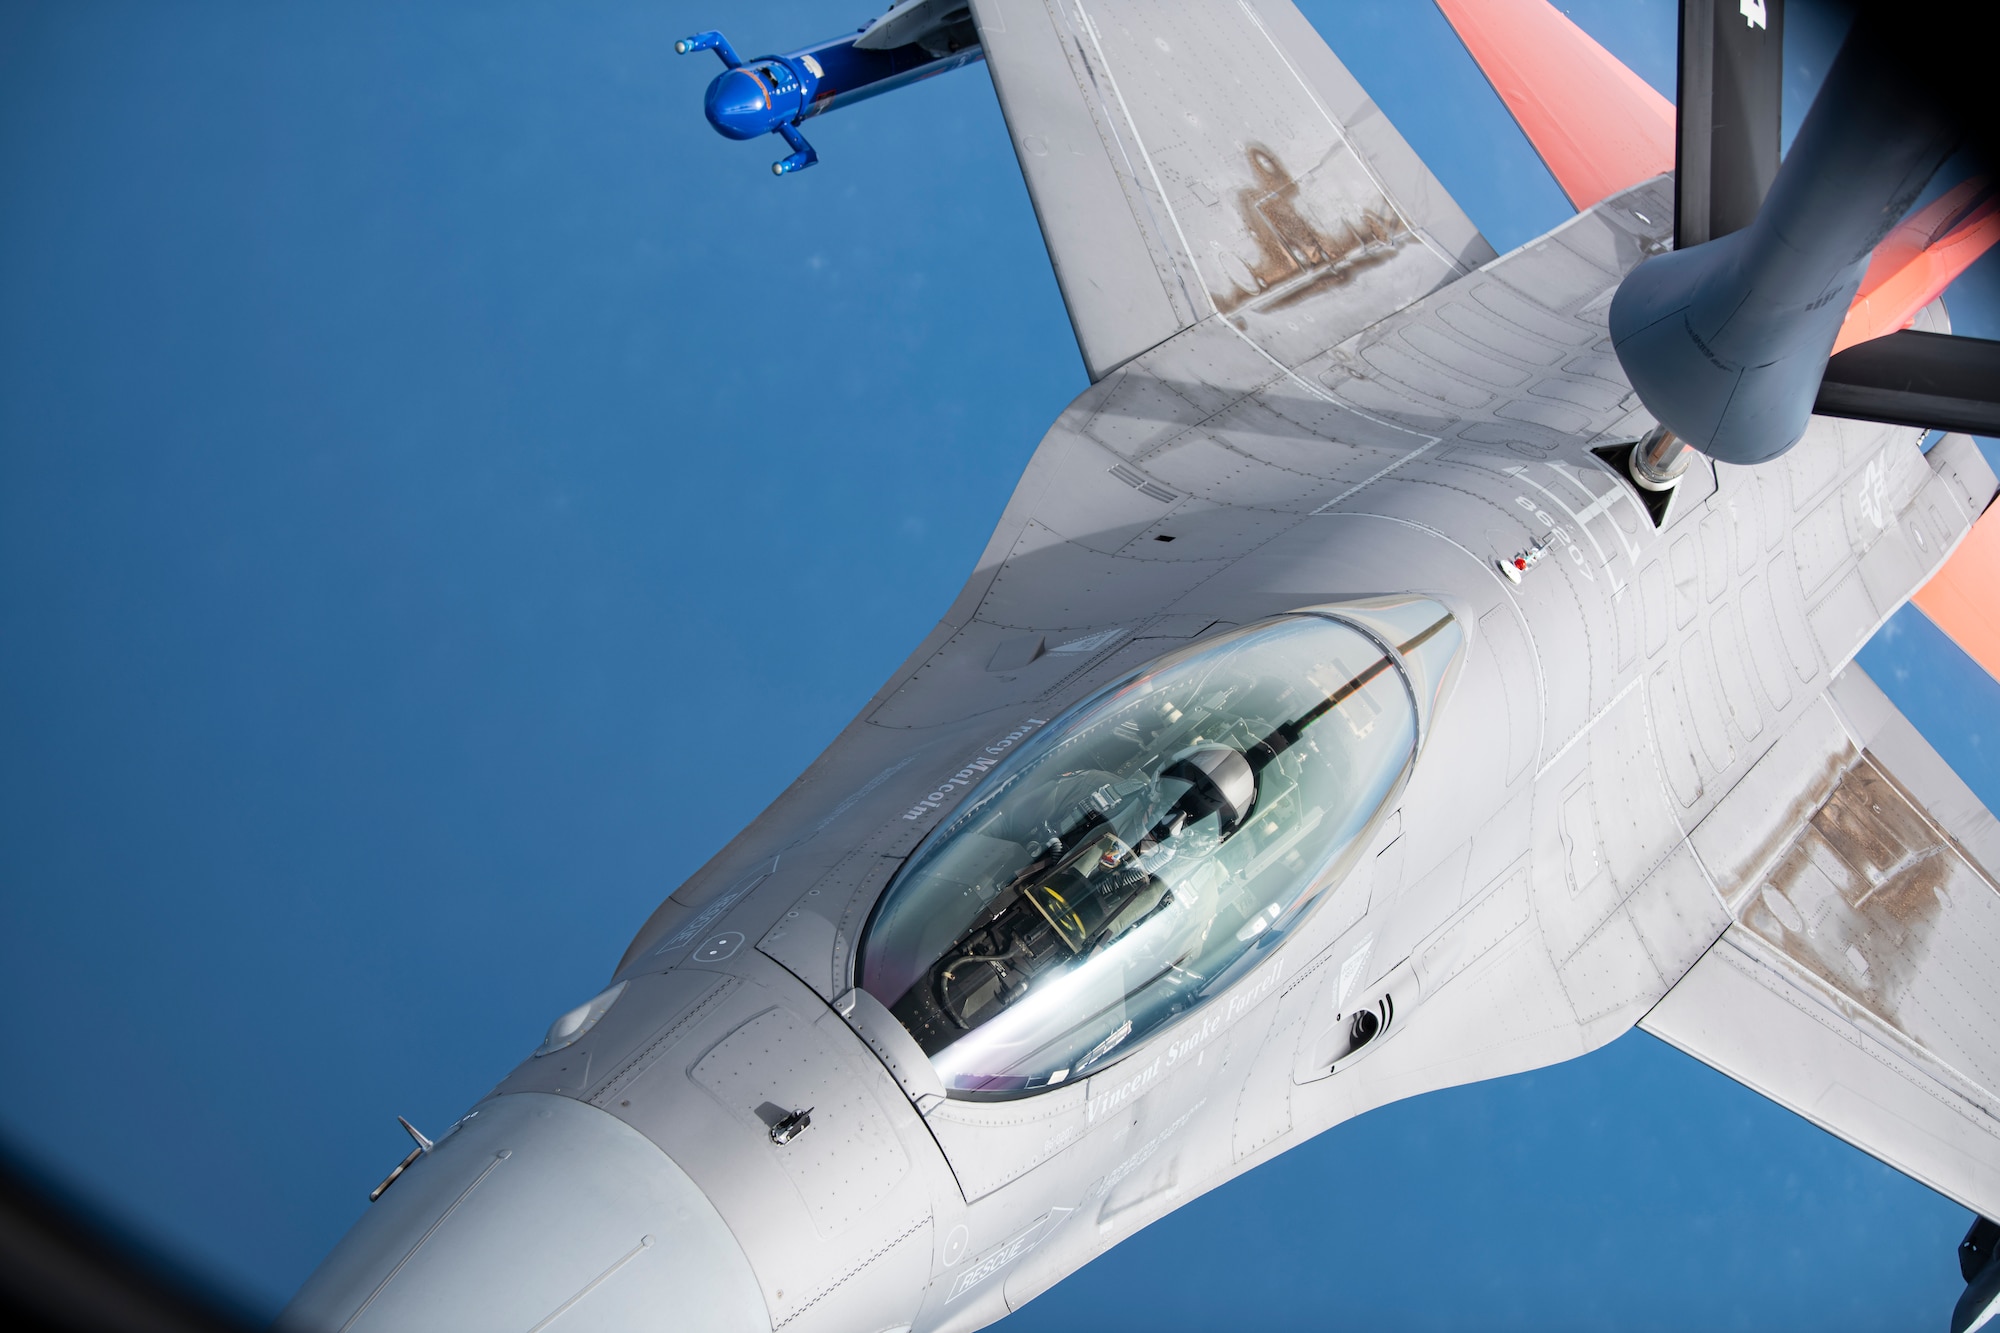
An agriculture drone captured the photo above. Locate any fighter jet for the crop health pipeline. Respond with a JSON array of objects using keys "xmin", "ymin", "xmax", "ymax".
[{"xmin": 280, "ymin": 1, "xmax": 2000, "ymax": 1330}]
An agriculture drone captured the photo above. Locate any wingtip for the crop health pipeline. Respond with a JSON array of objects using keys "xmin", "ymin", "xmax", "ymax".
[{"xmin": 1433, "ymin": 0, "xmax": 1673, "ymax": 212}]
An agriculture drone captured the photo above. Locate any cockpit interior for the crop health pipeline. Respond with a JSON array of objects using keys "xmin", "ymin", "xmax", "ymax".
[{"xmin": 858, "ymin": 607, "xmax": 1458, "ymax": 1097}]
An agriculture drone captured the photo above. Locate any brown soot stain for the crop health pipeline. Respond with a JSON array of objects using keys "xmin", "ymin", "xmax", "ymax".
[
  {"xmin": 1747, "ymin": 754, "xmax": 1972, "ymax": 1038},
  {"xmin": 1716, "ymin": 743, "xmax": 1854, "ymax": 910},
  {"xmin": 1212, "ymin": 144, "xmax": 1411, "ymax": 317}
]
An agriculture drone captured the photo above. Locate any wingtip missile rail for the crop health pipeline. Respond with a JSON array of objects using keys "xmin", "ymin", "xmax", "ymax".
[{"xmin": 677, "ymin": 1, "xmax": 984, "ymax": 176}]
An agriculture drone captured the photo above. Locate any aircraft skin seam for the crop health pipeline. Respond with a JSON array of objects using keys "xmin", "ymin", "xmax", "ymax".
[
  {"xmin": 1065, "ymin": 0, "xmax": 1210, "ymax": 324},
  {"xmin": 1064, "ymin": 0, "xmax": 1487, "ymax": 429},
  {"xmin": 1325, "ymin": 509, "xmax": 1550, "ymax": 721},
  {"xmin": 1634, "ymin": 671, "xmax": 1731, "ymax": 914},
  {"xmin": 1536, "ymin": 674, "xmax": 1644, "ymax": 779},
  {"xmin": 771, "ymin": 1214, "xmax": 931, "ymax": 1329},
  {"xmin": 335, "ymin": 1149, "xmax": 509, "ymax": 1333},
  {"xmin": 1700, "ymin": 933, "xmax": 2000, "ymax": 1131},
  {"xmin": 1545, "ymin": 681, "xmax": 1740, "ymax": 979},
  {"xmin": 1051, "ymin": 2, "xmax": 1201, "ymax": 328},
  {"xmin": 522, "ymin": 1235, "xmax": 654, "ymax": 1333},
  {"xmin": 586, "ymin": 979, "xmax": 737, "ymax": 1107},
  {"xmin": 1851, "ymin": 748, "xmax": 2000, "ymax": 888},
  {"xmin": 1232, "ymin": 0, "xmax": 1464, "ymax": 276}
]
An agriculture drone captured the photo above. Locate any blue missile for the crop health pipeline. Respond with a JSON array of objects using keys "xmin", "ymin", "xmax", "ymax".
[{"xmin": 677, "ymin": 12, "xmax": 985, "ymax": 176}]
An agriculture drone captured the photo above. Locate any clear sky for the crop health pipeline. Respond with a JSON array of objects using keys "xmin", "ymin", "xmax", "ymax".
[{"xmin": 2, "ymin": 1, "xmax": 1996, "ymax": 1329}]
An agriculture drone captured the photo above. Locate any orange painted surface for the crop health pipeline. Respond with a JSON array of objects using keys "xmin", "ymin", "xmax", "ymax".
[
  {"xmin": 1835, "ymin": 179, "xmax": 2000, "ymax": 352},
  {"xmin": 1916, "ymin": 505, "xmax": 2000, "ymax": 686},
  {"xmin": 1858, "ymin": 181, "xmax": 1989, "ymax": 295},
  {"xmin": 1433, "ymin": 0, "xmax": 1674, "ymax": 211}
]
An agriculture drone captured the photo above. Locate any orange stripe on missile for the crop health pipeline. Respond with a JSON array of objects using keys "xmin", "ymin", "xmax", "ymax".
[
  {"xmin": 1433, "ymin": 0, "xmax": 1674, "ymax": 212},
  {"xmin": 1915, "ymin": 503, "xmax": 2000, "ymax": 685},
  {"xmin": 1834, "ymin": 179, "xmax": 2000, "ymax": 353}
]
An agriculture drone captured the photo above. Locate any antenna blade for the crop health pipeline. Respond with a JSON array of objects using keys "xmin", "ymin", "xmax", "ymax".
[{"xmin": 396, "ymin": 1115, "xmax": 434, "ymax": 1153}]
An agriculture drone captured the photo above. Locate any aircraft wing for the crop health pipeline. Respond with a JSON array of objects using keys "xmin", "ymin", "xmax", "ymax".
[
  {"xmin": 969, "ymin": 0, "xmax": 1496, "ymax": 380},
  {"xmin": 1642, "ymin": 665, "xmax": 2000, "ymax": 1219}
]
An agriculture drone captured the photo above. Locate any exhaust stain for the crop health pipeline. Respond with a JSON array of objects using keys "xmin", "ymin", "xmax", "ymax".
[
  {"xmin": 1741, "ymin": 752, "xmax": 1995, "ymax": 1043},
  {"xmin": 1210, "ymin": 144, "xmax": 1412, "ymax": 316},
  {"xmin": 1713, "ymin": 744, "xmax": 1852, "ymax": 912}
]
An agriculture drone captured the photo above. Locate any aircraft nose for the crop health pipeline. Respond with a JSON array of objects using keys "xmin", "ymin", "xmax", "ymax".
[{"xmin": 279, "ymin": 1093, "xmax": 769, "ymax": 1333}]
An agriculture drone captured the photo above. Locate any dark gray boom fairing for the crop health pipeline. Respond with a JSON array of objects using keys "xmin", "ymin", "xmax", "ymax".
[{"xmin": 1611, "ymin": 11, "xmax": 1961, "ymax": 464}]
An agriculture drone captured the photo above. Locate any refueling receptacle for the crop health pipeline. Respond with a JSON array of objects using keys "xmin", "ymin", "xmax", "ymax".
[
  {"xmin": 1628, "ymin": 424, "xmax": 1692, "ymax": 492},
  {"xmin": 677, "ymin": 1, "xmax": 985, "ymax": 176}
]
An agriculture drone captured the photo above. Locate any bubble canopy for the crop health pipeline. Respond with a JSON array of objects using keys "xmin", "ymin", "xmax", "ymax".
[{"xmin": 857, "ymin": 607, "xmax": 1454, "ymax": 1099}]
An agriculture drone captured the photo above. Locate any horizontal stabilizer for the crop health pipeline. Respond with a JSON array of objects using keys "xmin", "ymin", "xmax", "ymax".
[
  {"xmin": 1433, "ymin": 0, "xmax": 1673, "ymax": 211},
  {"xmin": 1643, "ymin": 666, "xmax": 2000, "ymax": 1218}
]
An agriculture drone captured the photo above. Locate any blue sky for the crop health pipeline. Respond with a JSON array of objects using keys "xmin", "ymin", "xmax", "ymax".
[{"xmin": 2, "ymin": 1, "xmax": 1996, "ymax": 1328}]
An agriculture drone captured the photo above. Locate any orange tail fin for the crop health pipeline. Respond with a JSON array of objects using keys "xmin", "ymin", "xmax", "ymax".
[
  {"xmin": 1434, "ymin": 0, "xmax": 1674, "ymax": 211},
  {"xmin": 1916, "ymin": 501, "xmax": 2000, "ymax": 686}
]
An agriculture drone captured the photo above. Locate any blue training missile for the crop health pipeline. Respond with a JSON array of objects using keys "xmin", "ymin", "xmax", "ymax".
[{"xmin": 677, "ymin": 2, "xmax": 984, "ymax": 175}]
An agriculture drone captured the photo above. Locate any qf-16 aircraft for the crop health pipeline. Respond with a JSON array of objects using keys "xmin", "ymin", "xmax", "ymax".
[{"xmin": 270, "ymin": 0, "xmax": 2000, "ymax": 1330}]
